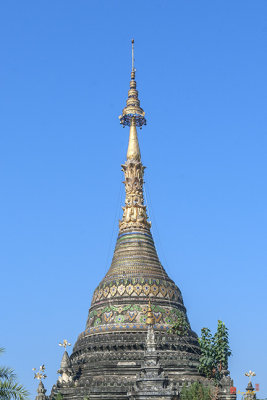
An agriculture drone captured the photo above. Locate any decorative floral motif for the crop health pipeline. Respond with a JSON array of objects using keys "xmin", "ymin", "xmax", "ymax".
[
  {"xmin": 166, "ymin": 317, "xmax": 174, "ymax": 325},
  {"xmin": 117, "ymin": 284, "xmax": 125, "ymax": 296},
  {"xmin": 110, "ymin": 286, "xmax": 117, "ymax": 296},
  {"xmin": 115, "ymin": 315, "xmax": 125, "ymax": 323},
  {"xmin": 153, "ymin": 312, "xmax": 162, "ymax": 323},
  {"xmin": 127, "ymin": 311, "xmax": 137, "ymax": 322},
  {"xmin": 151, "ymin": 284, "xmax": 159, "ymax": 295},
  {"xmin": 88, "ymin": 303, "xmax": 188, "ymax": 330},
  {"xmin": 143, "ymin": 284, "xmax": 150, "ymax": 295},
  {"xmin": 94, "ymin": 318, "xmax": 101, "ymax": 326},
  {"xmin": 103, "ymin": 311, "xmax": 113, "ymax": 322},
  {"xmin": 92, "ymin": 280, "xmax": 180, "ymax": 304},
  {"xmin": 126, "ymin": 284, "xmax": 134, "ymax": 295},
  {"xmin": 134, "ymin": 283, "xmax": 142, "ymax": 295},
  {"xmin": 142, "ymin": 305, "xmax": 148, "ymax": 313},
  {"xmin": 160, "ymin": 286, "xmax": 167, "ymax": 297},
  {"xmin": 140, "ymin": 316, "xmax": 147, "ymax": 324},
  {"xmin": 168, "ymin": 288, "xmax": 174, "ymax": 299}
]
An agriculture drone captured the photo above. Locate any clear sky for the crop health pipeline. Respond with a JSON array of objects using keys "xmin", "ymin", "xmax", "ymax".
[{"xmin": 0, "ymin": 1, "xmax": 266, "ymax": 399}]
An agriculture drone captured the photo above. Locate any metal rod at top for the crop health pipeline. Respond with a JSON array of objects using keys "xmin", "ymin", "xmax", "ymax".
[{"xmin": 131, "ymin": 39, "xmax": 135, "ymax": 72}]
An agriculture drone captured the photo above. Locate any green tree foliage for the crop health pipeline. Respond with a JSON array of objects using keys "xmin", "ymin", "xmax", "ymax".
[
  {"xmin": 198, "ymin": 321, "xmax": 232, "ymax": 379},
  {"xmin": 198, "ymin": 328, "xmax": 216, "ymax": 378},
  {"xmin": 55, "ymin": 393, "xmax": 63, "ymax": 400},
  {"xmin": 0, "ymin": 348, "xmax": 29, "ymax": 400},
  {"xmin": 170, "ymin": 313, "xmax": 190, "ymax": 336},
  {"xmin": 213, "ymin": 320, "xmax": 231, "ymax": 371},
  {"xmin": 180, "ymin": 382, "xmax": 211, "ymax": 400}
]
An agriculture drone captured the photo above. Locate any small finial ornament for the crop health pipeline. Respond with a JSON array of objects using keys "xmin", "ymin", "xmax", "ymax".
[
  {"xmin": 146, "ymin": 298, "xmax": 155, "ymax": 325},
  {"xmin": 119, "ymin": 39, "xmax": 146, "ymax": 127},
  {"xmin": 245, "ymin": 370, "xmax": 256, "ymax": 382},
  {"xmin": 59, "ymin": 339, "xmax": 71, "ymax": 350},
  {"xmin": 32, "ymin": 365, "xmax": 47, "ymax": 381}
]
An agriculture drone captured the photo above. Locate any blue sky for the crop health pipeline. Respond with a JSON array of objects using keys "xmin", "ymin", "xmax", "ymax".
[{"xmin": 0, "ymin": 0, "xmax": 266, "ymax": 398}]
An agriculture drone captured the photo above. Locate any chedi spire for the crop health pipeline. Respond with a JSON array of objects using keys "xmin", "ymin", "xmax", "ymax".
[
  {"xmin": 50, "ymin": 39, "xmax": 207, "ymax": 400},
  {"xmin": 119, "ymin": 39, "xmax": 150, "ymax": 233}
]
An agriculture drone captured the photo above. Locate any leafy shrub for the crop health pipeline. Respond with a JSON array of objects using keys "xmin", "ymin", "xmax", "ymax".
[{"xmin": 180, "ymin": 382, "xmax": 211, "ymax": 400}]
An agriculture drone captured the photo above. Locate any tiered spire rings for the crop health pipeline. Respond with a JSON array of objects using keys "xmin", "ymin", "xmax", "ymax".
[
  {"xmin": 119, "ymin": 40, "xmax": 150, "ymax": 233},
  {"xmin": 119, "ymin": 39, "xmax": 146, "ymax": 128}
]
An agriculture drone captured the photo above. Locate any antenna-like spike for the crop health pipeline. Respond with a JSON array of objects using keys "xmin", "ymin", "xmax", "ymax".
[{"xmin": 131, "ymin": 39, "xmax": 135, "ymax": 72}]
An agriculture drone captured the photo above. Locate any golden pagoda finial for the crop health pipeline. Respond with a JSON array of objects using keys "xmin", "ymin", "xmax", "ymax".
[
  {"xmin": 119, "ymin": 39, "xmax": 146, "ymax": 128},
  {"xmin": 119, "ymin": 40, "xmax": 151, "ymax": 233},
  {"xmin": 32, "ymin": 365, "xmax": 47, "ymax": 381},
  {"xmin": 146, "ymin": 298, "xmax": 155, "ymax": 325},
  {"xmin": 245, "ymin": 370, "xmax": 256, "ymax": 383},
  {"xmin": 59, "ymin": 339, "xmax": 71, "ymax": 350}
]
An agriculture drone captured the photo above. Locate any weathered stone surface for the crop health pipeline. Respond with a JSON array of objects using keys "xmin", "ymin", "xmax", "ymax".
[
  {"xmin": 57, "ymin": 351, "xmax": 73, "ymax": 385},
  {"xmin": 217, "ymin": 369, "xmax": 237, "ymax": 400},
  {"xmin": 36, "ymin": 381, "xmax": 47, "ymax": 400},
  {"xmin": 128, "ymin": 325, "xmax": 178, "ymax": 399}
]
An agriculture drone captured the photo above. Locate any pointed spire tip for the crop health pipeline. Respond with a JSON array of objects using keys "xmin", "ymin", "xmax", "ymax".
[{"xmin": 119, "ymin": 39, "xmax": 147, "ymax": 128}]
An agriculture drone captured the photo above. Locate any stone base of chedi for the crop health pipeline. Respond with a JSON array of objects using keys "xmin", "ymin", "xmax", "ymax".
[
  {"xmin": 52, "ymin": 328, "xmax": 200, "ymax": 399},
  {"xmin": 51, "ymin": 324, "xmax": 236, "ymax": 400},
  {"xmin": 50, "ymin": 40, "xmax": 236, "ymax": 400}
]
